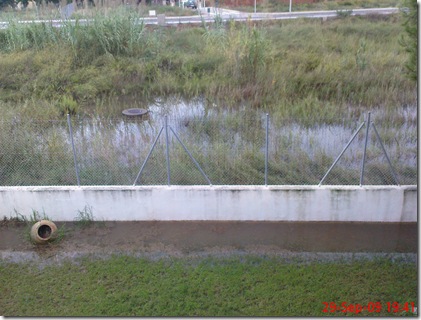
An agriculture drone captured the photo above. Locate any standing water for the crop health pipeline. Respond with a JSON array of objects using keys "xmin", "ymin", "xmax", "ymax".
[{"xmin": 0, "ymin": 97, "xmax": 417, "ymax": 186}]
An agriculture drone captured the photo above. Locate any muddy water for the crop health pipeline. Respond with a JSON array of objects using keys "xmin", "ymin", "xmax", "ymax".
[{"xmin": 0, "ymin": 221, "xmax": 416, "ymax": 257}]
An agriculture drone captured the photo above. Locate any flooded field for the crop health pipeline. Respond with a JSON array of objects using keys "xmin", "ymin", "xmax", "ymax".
[{"xmin": 0, "ymin": 97, "xmax": 417, "ymax": 186}]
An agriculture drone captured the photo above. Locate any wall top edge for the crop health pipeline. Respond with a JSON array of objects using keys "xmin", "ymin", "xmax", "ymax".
[{"xmin": 0, "ymin": 185, "xmax": 417, "ymax": 192}]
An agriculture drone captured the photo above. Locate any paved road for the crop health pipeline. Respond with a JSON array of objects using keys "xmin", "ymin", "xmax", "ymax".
[
  {"xmin": 168, "ymin": 7, "xmax": 400, "ymax": 24},
  {"xmin": 0, "ymin": 7, "xmax": 401, "ymax": 29}
]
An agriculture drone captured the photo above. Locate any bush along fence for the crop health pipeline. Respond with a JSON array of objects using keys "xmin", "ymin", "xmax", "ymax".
[{"xmin": 0, "ymin": 111, "xmax": 416, "ymax": 186}]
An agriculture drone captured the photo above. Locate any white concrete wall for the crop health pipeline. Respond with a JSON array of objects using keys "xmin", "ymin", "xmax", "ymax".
[{"xmin": 0, "ymin": 185, "xmax": 417, "ymax": 222}]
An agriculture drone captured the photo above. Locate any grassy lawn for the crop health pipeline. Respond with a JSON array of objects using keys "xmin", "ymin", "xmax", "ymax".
[{"xmin": 0, "ymin": 255, "xmax": 417, "ymax": 316}]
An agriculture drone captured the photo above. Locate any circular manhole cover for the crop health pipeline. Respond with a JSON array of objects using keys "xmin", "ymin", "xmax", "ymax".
[{"xmin": 122, "ymin": 108, "xmax": 149, "ymax": 116}]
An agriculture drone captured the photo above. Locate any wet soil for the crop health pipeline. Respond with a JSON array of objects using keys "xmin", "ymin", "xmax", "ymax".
[{"xmin": 0, "ymin": 221, "xmax": 417, "ymax": 261}]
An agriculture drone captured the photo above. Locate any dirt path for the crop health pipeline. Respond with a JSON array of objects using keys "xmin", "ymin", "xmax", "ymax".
[{"xmin": 0, "ymin": 221, "xmax": 416, "ymax": 263}]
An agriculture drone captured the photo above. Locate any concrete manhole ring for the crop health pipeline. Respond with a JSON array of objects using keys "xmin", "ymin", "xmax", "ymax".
[{"xmin": 122, "ymin": 108, "xmax": 149, "ymax": 117}]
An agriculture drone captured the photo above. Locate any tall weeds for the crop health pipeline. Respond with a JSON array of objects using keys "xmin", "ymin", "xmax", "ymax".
[{"xmin": 0, "ymin": 14, "xmax": 416, "ymax": 118}]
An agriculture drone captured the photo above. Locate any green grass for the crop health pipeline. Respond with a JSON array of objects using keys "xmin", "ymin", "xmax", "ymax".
[{"xmin": 0, "ymin": 255, "xmax": 417, "ymax": 316}]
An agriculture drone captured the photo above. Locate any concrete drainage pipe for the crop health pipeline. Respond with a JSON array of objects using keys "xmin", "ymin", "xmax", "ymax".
[{"xmin": 30, "ymin": 220, "xmax": 57, "ymax": 244}]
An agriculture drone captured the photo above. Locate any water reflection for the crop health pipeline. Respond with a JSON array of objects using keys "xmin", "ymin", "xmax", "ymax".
[
  {"xmin": 71, "ymin": 97, "xmax": 417, "ymax": 168},
  {"xmin": 2, "ymin": 97, "xmax": 414, "ymax": 185}
]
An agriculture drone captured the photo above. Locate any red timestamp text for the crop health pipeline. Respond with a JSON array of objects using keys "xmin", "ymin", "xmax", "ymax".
[{"xmin": 322, "ymin": 301, "xmax": 416, "ymax": 314}]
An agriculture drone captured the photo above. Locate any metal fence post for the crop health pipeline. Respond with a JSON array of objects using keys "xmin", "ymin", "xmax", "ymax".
[
  {"xmin": 133, "ymin": 126, "xmax": 164, "ymax": 186},
  {"xmin": 67, "ymin": 114, "xmax": 80, "ymax": 187},
  {"xmin": 265, "ymin": 113, "xmax": 269, "ymax": 186},
  {"xmin": 318, "ymin": 121, "xmax": 365, "ymax": 186},
  {"xmin": 169, "ymin": 126, "xmax": 212, "ymax": 186},
  {"xmin": 360, "ymin": 112, "xmax": 371, "ymax": 186},
  {"xmin": 164, "ymin": 115, "xmax": 171, "ymax": 186},
  {"xmin": 371, "ymin": 122, "xmax": 400, "ymax": 185}
]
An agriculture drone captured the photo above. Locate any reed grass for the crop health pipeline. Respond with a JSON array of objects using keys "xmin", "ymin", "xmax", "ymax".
[{"xmin": 0, "ymin": 14, "xmax": 415, "ymax": 117}]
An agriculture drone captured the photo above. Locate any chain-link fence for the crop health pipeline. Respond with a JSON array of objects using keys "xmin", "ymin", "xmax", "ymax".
[{"xmin": 0, "ymin": 112, "xmax": 417, "ymax": 186}]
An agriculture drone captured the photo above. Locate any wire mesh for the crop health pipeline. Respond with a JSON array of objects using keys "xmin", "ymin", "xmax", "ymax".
[
  {"xmin": 0, "ymin": 112, "xmax": 417, "ymax": 186},
  {"xmin": 0, "ymin": 120, "xmax": 75, "ymax": 186}
]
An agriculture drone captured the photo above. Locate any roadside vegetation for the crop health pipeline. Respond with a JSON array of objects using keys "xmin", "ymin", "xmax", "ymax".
[
  {"xmin": 0, "ymin": 12, "xmax": 415, "ymax": 118},
  {"xmin": 0, "ymin": 255, "xmax": 417, "ymax": 316},
  {"xmin": 400, "ymin": 0, "xmax": 417, "ymax": 81},
  {"xmin": 0, "ymin": 1, "xmax": 195, "ymax": 21},
  {"xmin": 224, "ymin": 0, "xmax": 402, "ymax": 13}
]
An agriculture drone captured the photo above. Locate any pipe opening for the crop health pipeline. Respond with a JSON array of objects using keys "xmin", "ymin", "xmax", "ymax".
[{"xmin": 38, "ymin": 225, "xmax": 52, "ymax": 239}]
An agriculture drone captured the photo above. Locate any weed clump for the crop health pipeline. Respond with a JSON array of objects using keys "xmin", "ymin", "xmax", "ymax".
[{"xmin": 74, "ymin": 205, "xmax": 95, "ymax": 228}]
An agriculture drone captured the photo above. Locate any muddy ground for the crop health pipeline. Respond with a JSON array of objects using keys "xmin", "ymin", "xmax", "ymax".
[{"xmin": 0, "ymin": 221, "xmax": 417, "ymax": 264}]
